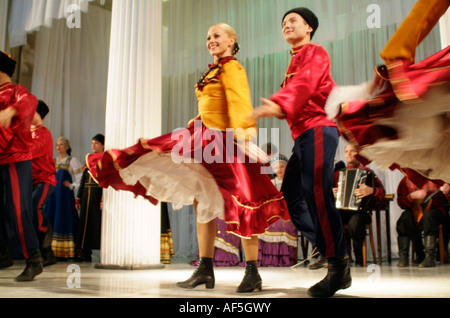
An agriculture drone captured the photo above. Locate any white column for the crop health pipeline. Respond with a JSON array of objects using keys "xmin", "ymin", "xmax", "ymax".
[
  {"xmin": 0, "ymin": 0, "xmax": 8, "ymax": 51},
  {"xmin": 439, "ymin": 8, "xmax": 450, "ymax": 49},
  {"xmin": 97, "ymin": 0, "xmax": 163, "ymax": 269}
]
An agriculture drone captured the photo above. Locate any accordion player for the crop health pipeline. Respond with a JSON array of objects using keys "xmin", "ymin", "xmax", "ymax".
[{"xmin": 334, "ymin": 165, "xmax": 385, "ymax": 212}]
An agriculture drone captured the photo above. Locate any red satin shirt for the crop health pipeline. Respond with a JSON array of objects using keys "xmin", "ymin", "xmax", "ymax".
[
  {"xmin": 270, "ymin": 43, "xmax": 337, "ymax": 140},
  {"xmin": 0, "ymin": 82, "xmax": 37, "ymax": 165},
  {"xmin": 31, "ymin": 125, "xmax": 57, "ymax": 186}
]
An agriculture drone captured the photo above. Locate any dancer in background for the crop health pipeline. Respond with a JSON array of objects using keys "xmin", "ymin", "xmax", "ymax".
[
  {"xmin": 46, "ymin": 137, "xmax": 83, "ymax": 260},
  {"xmin": 75, "ymin": 134, "xmax": 105, "ymax": 262},
  {"xmin": 31, "ymin": 100, "xmax": 57, "ymax": 266},
  {"xmin": 258, "ymin": 154, "xmax": 298, "ymax": 266},
  {"xmin": 87, "ymin": 23, "xmax": 290, "ymax": 293}
]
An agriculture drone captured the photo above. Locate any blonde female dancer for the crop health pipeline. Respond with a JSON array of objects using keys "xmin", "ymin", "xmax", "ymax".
[{"xmin": 87, "ymin": 23, "xmax": 290, "ymax": 293}]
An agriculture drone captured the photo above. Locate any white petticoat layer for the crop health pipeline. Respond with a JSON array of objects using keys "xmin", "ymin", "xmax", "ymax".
[{"xmin": 119, "ymin": 151, "xmax": 225, "ymax": 223}]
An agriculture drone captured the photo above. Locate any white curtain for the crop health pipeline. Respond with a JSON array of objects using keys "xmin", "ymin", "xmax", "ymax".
[
  {"xmin": 162, "ymin": 0, "xmax": 443, "ymax": 260},
  {"xmin": 30, "ymin": 4, "xmax": 110, "ymax": 162},
  {"xmin": 8, "ymin": 0, "xmax": 93, "ymax": 48}
]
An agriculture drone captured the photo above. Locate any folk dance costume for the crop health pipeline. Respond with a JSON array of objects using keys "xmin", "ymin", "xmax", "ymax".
[
  {"xmin": 254, "ymin": 7, "xmax": 351, "ymax": 297},
  {"xmin": 258, "ymin": 155, "xmax": 298, "ymax": 267},
  {"xmin": 327, "ymin": 0, "xmax": 450, "ymax": 187},
  {"xmin": 87, "ymin": 57, "xmax": 290, "ymax": 248},
  {"xmin": 396, "ymin": 177, "xmax": 450, "ymax": 267},
  {"xmin": 46, "ymin": 154, "xmax": 83, "ymax": 259},
  {"xmin": 75, "ymin": 165, "xmax": 103, "ymax": 262},
  {"xmin": 31, "ymin": 101, "xmax": 58, "ymax": 266},
  {"xmin": 0, "ymin": 51, "xmax": 43, "ymax": 281}
]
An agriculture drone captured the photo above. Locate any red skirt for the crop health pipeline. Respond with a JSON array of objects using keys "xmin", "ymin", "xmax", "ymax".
[
  {"xmin": 87, "ymin": 123, "xmax": 290, "ymax": 238},
  {"xmin": 335, "ymin": 46, "xmax": 450, "ymax": 187}
]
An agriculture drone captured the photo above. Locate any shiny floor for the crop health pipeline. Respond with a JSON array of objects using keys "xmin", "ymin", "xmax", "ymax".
[{"xmin": 1, "ymin": 259, "xmax": 449, "ymax": 299}]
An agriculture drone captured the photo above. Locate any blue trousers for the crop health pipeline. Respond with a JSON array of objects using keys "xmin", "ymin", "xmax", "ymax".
[
  {"xmin": 33, "ymin": 182, "xmax": 55, "ymax": 246},
  {"xmin": 281, "ymin": 126, "xmax": 347, "ymax": 258},
  {"xmin": 0, "ymin": 161, "xmax": 40, "ymax": 259}
]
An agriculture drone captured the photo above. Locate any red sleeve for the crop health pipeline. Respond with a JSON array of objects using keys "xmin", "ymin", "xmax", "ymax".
[
  {"xmin": 270, "ymin": 45, "xmax": 333, "ymax": 120},
  {"xmin": 397, "ymin": 177, "xmax": 414, "ymax": 210},
  {"xmin": 31, "ymin": 128, "xmax": 51, "ymax": 159},
  {"xmin": 371, "ymin": 174, "xmax": 385, "ymax": 202},
  {"xmin": 10, "ymin": 85, "xmax": 37, "ymax": 131}
]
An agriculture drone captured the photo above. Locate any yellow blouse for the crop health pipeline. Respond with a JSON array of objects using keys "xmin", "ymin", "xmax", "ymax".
[{"xmin": 189, "ymin": 59, "xmax": 256, "ymax": 138}]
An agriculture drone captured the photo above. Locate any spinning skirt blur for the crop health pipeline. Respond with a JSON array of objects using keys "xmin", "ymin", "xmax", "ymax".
[
  {"xmin": 87, "ymin": 123, "xmax": 290, "ymax": 238},
  {"xmin": 335, "ymin": 46, "xmax": 450, "ymax": 186}
]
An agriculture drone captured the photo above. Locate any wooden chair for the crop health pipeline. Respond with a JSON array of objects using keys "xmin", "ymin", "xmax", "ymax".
[
  {"xmin": 344, "ymin": 223, "xmax": 377, "ymax": 266},
  {"xmin": 362, "ymin": 223, "xmax": 378, "ymax": 267}
]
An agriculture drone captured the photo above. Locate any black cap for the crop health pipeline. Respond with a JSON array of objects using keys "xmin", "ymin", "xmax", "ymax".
[
  {"xmin": 37, "ymin": 100, "xmax": 49, "ymax": 119},
  {"xmin": 92, "ymin": 134, "xmax": 105, "ymax": 145},
  {"xmin": 282, "ymin": 7, "xmax": 319, "ymax": 39},
  {"xmin": 0, "ymin": 51, "xmax": 16, "ymax": 77}
]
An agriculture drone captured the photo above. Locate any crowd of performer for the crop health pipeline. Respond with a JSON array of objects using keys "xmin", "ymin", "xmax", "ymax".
[
  {"xmin": 0, "ymin": 55, "xmax": 105, "ymax": 281},
  {"xmin": 0, "ymin": 0, "xmax": 449, "ymax": 298}
]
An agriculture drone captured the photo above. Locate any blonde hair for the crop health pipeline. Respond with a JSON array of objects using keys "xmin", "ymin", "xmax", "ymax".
[
  {"xmin": 56, "ymin": 136, "xmax": 72, "ymax": 155},
  {"xmin": 212, "ymin": 23, "xmax": 240, "ymax": 55}
]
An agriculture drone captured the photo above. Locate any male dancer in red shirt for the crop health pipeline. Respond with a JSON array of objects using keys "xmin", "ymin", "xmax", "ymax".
[
  {"xmin": 0, "ymin": 51, "xmax": 43, "ymax": 281},
  {"xmin": 253, "ymin": 8, "xmax": 350, "ymax": 297},
  {"xmin": 31, "ymin": 100, "xmax": 57, "ymax": 266}
]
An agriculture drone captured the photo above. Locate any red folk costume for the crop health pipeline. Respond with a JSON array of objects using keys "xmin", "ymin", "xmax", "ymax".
[
  {"xmin": 87, "ymin": 57, "xmax": 290, "ymax": 238},
  {"xmin": 270, "ymin": 43, "xmax": 337, "ymax": 140},
  {"xmin": 31, "ymin": 125, "xmax": 57, "ymax": 187},
  {"xmin": 0, "ymin": 82, "xmax": 37, "ymax": 165},
  {"xmin": 330, "ymin": 0, "xmax": 450, "ymax": 187},
  {"xmin": 397, "ymin": 177, "xmax": 450, "ymax": 217}
]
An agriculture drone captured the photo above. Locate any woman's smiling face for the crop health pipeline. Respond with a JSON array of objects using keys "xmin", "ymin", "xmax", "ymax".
[{"xmin": 206, "ymin": 25, "xmax": 234, "ymax": 60}]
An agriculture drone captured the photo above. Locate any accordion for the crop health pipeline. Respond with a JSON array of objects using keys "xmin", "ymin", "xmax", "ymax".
[{"xmin": 335, "ymin": 168, "xmax": 369, "ymax": 211}]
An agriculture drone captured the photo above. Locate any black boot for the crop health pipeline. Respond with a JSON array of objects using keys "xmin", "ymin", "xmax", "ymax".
[
  {"xmin": 15, "ymin": 251, "xmax": 43, "ymax": 282},
  {"xmin": 0, "ymin": 247, "xmax": 14, "ymax": 269},
  {"xmin": 397, "ymin": 236, "xmax": 410, "ymax": 267},
  {"xmin": 176, "ymin": 257, "xmax": 215, "ymax": 289},
  {"xmin": 41, "ymin": 226, "xmax": 57, "ymax": 267},
  {"xmin": 419, "ymin": 235, "xmax": 436, "ymax": 268},
  {"xmin": 307, "ymin": 256, "xmax": 352, "ymax": 298},
  {"xmin": 236, "ymin": 260, "xmax": 262, "ymax": 293}
]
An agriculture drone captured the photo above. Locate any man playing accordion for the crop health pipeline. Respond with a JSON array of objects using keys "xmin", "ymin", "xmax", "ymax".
[{"xmin": 334, "ymin": 144, "xmax": 385, "ymax": 267}]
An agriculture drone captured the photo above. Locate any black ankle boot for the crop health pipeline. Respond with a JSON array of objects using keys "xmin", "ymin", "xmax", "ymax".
[
  {"xmin": 41, "ymin": 226, "xmax": 57, "ymax": 267},
  {"xmin": 176, "ymin": 257, "xmax": 215, "ymax": 289},
  {"xmin": 0, "ymin": 247, "xmax": 14, "ymax": 269},
  {"xmin": 15, "ymin": 251, "xmax": 43, "ymax": 282},
  {"xmin": 236, "ymin": 260, "xmax": 262, "ymax": 293},
  {"xmin": 419, "ymin": 235, "xmax": 436, "ymax": 268},
  {"xmin": 397, "ymin": 236, "xmax": 410, "ymax": 267},
  {"xmin": 307, "ymin": 256, "xmax": 352, "ymax": 298}
]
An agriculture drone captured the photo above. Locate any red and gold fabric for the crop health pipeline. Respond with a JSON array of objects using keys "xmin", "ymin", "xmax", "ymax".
[{"xmin": 87, "ymin": 57, "xmax": 290, "ymax": 238}]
